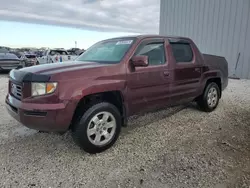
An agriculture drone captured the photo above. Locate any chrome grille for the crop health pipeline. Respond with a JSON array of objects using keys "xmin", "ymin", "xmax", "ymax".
[{"xmin": 11, "ymin": 82, "xmax": 22, "ymax": 99}]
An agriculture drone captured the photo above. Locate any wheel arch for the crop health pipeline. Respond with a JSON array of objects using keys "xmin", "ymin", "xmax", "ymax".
[
  {"xmin": 203, "ymin": 77, "xmax": 222, "ymax": 98},
  {"xmin": 69, "ymin": 90, "xmax": 126, "ymax": 130}
]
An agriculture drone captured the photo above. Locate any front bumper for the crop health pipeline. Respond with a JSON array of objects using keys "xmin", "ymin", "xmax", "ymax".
[{"xmin": 5, "ymin": 94, "xmax": 71, "ymax": 131}]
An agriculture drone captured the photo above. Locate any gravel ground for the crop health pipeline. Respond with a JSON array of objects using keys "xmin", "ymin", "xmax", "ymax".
[{"xmin": 0, "ymin": 74, "xmax": 250, "ymax": 188}]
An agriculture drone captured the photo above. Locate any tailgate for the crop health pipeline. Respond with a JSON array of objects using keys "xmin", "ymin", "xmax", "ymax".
[
  {"xmin": 0, "ymin": 60, "xmax": 21, "ymax": 68},
  {"xmin": 0, "ymin": 60, "xmax": 20, "ymax": 65}
]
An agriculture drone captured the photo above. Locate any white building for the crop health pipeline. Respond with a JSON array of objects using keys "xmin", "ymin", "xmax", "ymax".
[{"xmin": 159, "ymin": 0, "xmax": 250, "ymax": 79}]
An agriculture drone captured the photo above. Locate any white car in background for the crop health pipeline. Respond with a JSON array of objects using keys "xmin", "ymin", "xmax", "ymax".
[{"xmin": 37, "ymin": 49, "xmax": 78, "ymax": 64}]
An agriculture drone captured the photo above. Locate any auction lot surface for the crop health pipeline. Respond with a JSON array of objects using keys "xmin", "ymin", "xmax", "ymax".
[{"xmin": 0, "ymin": 74, "xmax": 250, "ymax": 188}]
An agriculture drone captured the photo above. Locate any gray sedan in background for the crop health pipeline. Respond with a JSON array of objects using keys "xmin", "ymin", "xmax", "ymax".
[{"xmin": 0, "ymin": 53, "xmax": 23, "ymax": 71}]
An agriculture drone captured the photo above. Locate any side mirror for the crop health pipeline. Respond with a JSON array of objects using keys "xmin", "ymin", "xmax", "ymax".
[{"xmin": 131, "ymin": 55, "xmax": 148, "ymax": 67}]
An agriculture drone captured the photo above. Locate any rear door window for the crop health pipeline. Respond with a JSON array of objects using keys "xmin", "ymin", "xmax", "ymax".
[{"xmin": 170, "ymin": 43, "xmax": 193, "ymax": 62}]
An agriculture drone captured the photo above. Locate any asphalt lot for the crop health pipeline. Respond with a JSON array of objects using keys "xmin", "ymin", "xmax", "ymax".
[{"xmin": 0, "ymin": 73, "xmax": 250, "ymax": 188}]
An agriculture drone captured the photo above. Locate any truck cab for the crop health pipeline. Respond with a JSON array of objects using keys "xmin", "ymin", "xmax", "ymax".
[{"xmin": 126, "ymin": 37, "xmax": 203, "ymax": 114}]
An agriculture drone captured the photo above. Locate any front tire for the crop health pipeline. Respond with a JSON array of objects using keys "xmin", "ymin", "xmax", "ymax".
[
  {"xmin": 197, "ymin": 82, "xmax": 220, "ymax": 112},
  {"xmin": 72, "ymin": 102, "xmax": 121, "ymax": 154}
]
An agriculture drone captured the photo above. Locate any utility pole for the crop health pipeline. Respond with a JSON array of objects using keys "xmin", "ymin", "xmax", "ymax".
[{"xmin": 75, "ymin": 41, "xmax": 77, "ymax": 48}]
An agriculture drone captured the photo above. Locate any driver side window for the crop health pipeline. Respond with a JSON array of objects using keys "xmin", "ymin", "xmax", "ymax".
[{"xmin": 134, "ymin": 42, "xmax": 166, "ymax": 66}]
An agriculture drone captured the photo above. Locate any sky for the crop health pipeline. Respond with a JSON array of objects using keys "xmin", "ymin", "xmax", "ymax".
[{"xmin": 0, "ymin": 0, "xmax": 160, "ymax": 49}]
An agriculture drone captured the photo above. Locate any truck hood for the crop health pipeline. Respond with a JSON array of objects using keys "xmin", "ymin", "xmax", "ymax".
[
  {"xmin": 9, "ymin": 61, "xmax": 114, "ymax": 82},
  {"xmin": 20, "ymin": 61, "xmax": 110, "ymax": 75}
]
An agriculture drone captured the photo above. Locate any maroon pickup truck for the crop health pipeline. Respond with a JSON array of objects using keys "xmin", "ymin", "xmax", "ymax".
[{"xmin": 6, "ymin": 35, "xmax": 228, "ymax": 153}]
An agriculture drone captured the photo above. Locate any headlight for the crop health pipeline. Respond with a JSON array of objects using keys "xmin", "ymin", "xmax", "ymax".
[{"xmin": 31, "ymin": 82, "xmax": 57, "ymax": 96}]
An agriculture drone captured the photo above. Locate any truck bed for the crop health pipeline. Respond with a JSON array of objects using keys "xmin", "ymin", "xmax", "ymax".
[{"xmin": 203, "ymin": 54, "xmax": 228, "ymax": 90}]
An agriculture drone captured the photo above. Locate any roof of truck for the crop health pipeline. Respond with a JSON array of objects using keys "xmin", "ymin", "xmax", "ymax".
[
  {"xmin": 137, "ymin": 34, "xmax": 190, "ymax": 40},
  {"xmin": 105, "ymin": 34, "xmax": 192, "ymax": 41}
]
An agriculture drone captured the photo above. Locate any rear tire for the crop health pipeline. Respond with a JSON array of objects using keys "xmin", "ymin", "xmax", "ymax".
[
  {"xmin": 72, "ymin": 102, "xmax": 121, "ymax": 154},
  {"xmin": 197, "ymin": 82, "xmax": 220, "ymax": 112}
]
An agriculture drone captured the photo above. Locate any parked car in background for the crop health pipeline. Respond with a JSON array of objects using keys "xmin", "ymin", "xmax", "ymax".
[
  {"xmin": 37, "ymin": 49, "xmax": 78, "ymax": 64},
  {"xmin": 0, "ymin": 48, "xmax": 9, "ymax": 53},
  {"xmin": 67, "ymin": 50, "xmax": 78, "ymax": 56},
  {"xmin": 0, "ymin": 53, "xmax": 22, "ymax": 71},
  {"xmin": 5, "ymin": 35, "xmax": 228, "ymax": 153},
  {"xmin": 20, "ymin": 53, "xmax": 39, "ymax": 67},
  {"xmin": 10, "ymin": 51, "xmax": 22, "ymax": 59},
  {"xmin": 68, "ymin": 48, "xmax": 81, "ymax": 56},
  {"xmin": 34, "ymin": 50, "xmax": 44, "ymax": 58},
  {"xmin": 77, "ymin": 49, "xmax": 85, "ymax": 56}
]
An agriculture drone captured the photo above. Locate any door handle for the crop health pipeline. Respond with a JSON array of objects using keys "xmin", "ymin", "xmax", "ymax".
[
  {"xmin": 163, "ymin": 71, "xmax": 170, "ymax": 77},
  {"xmin": 194, "ymin": 68, "xmax": 201, "ymax": 72}
]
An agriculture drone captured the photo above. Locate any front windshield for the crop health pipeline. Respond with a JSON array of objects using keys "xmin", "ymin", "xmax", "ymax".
[{"xmin": 75, "ymin": 38, "xmax": 135, "ymax": 63}]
